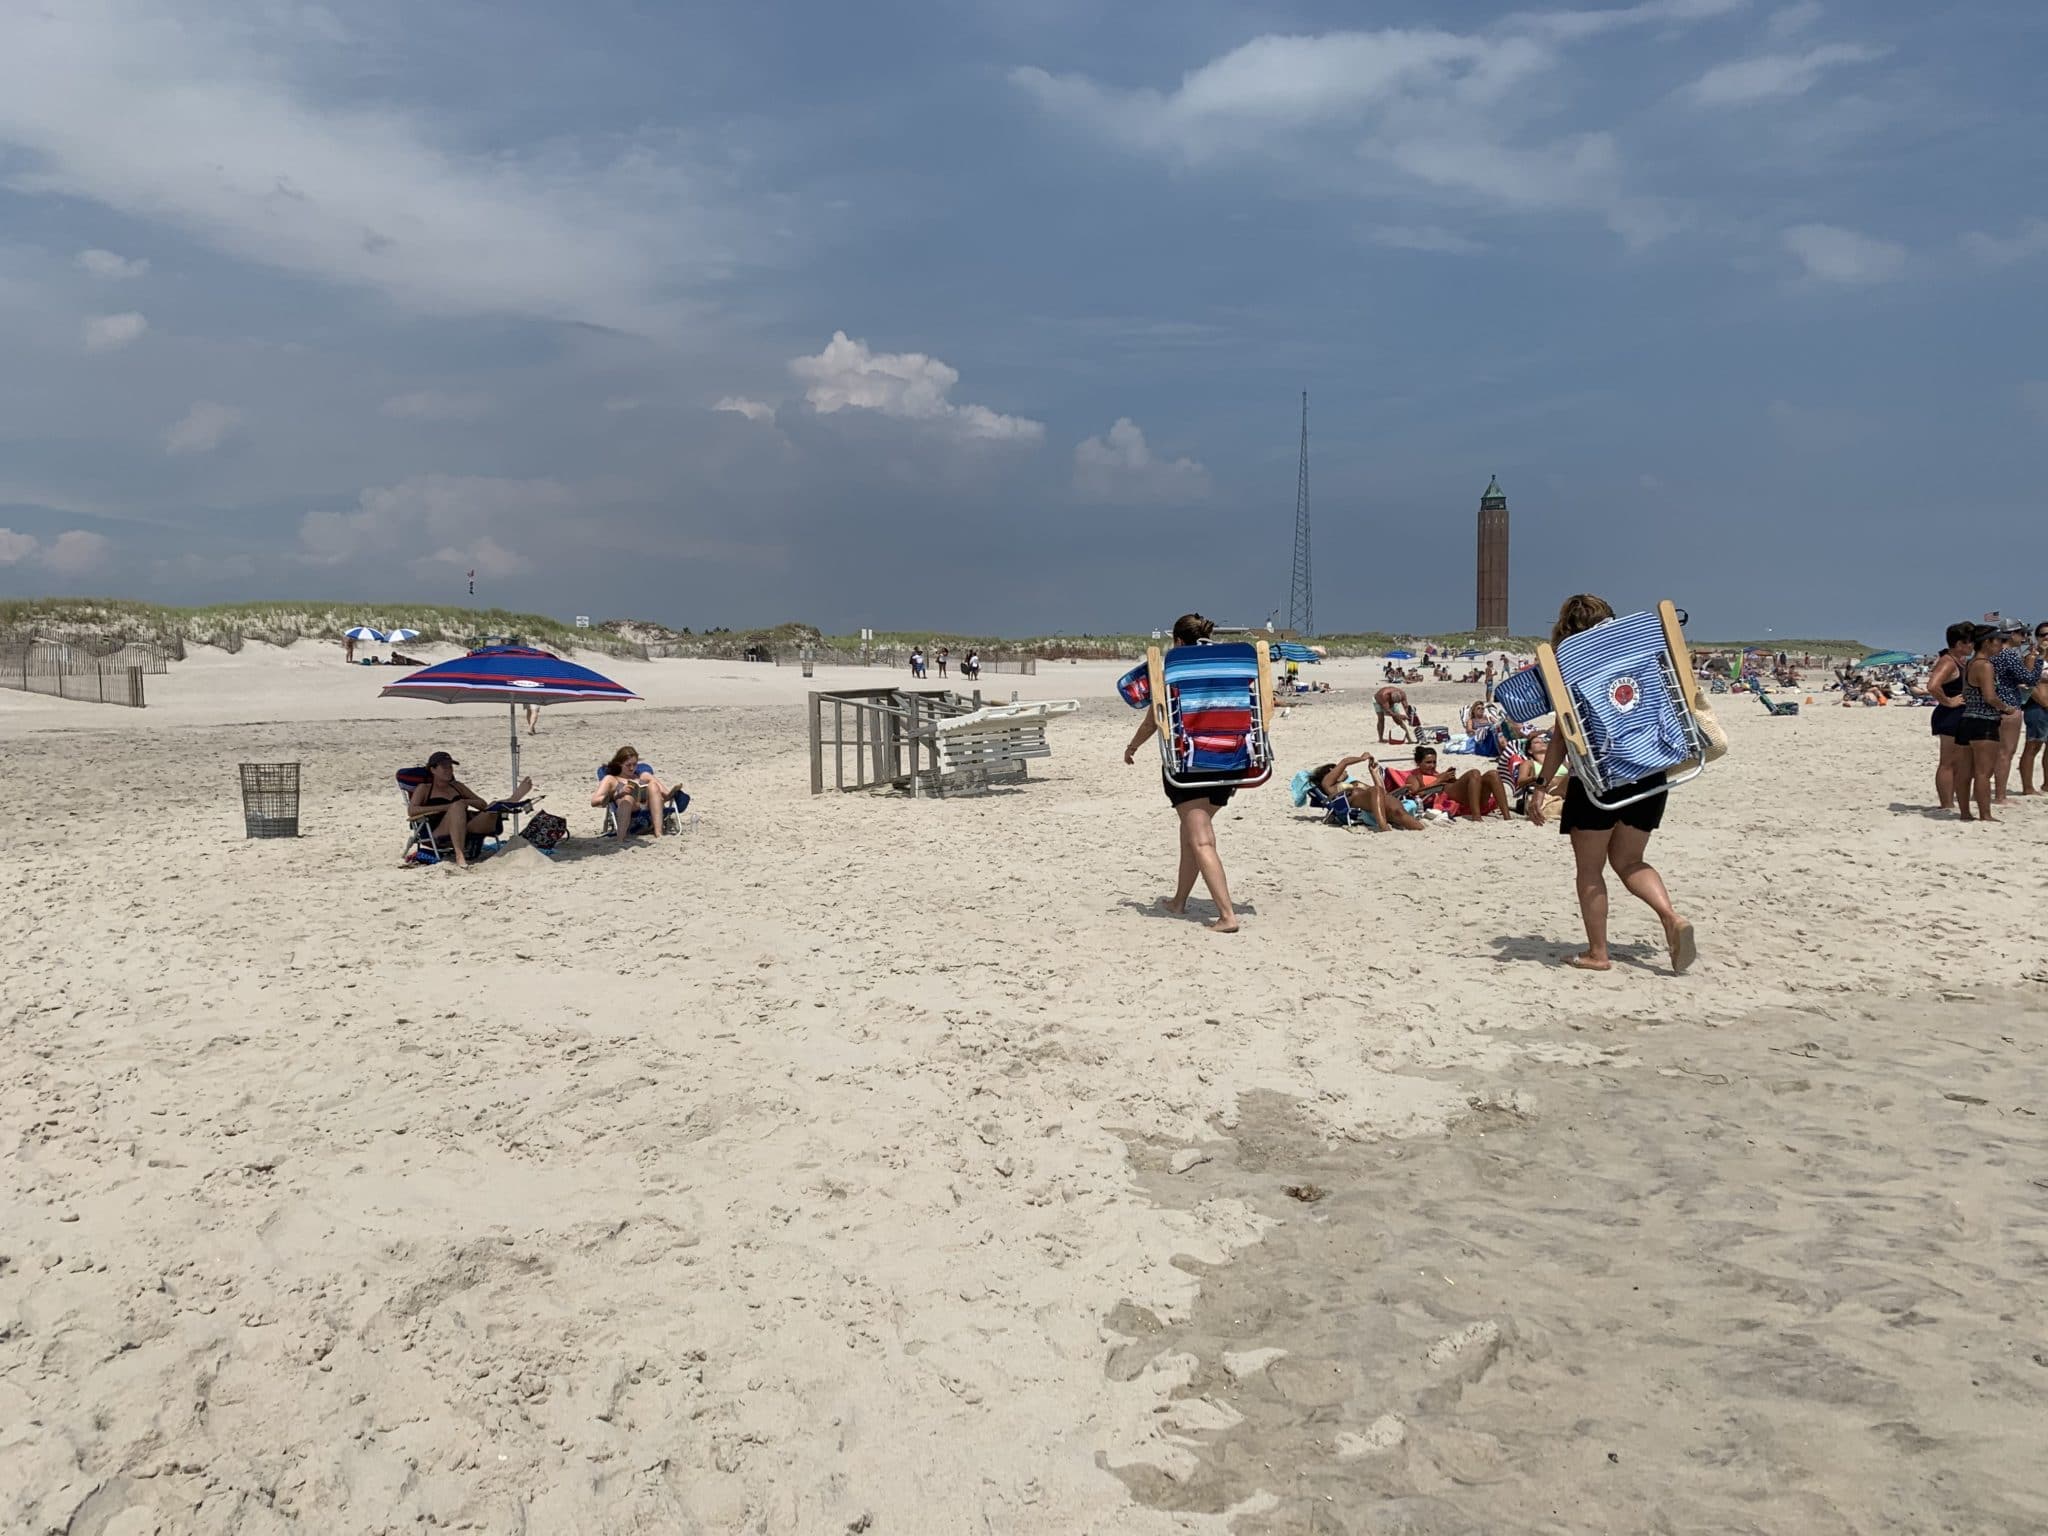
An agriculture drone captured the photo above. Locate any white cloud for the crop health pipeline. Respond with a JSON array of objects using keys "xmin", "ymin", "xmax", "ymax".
[
  {"xmin": 1009, "ymin": 18, "xmax": 1723, "ymax": 241},
  {"xmin": 1513, "ymin": 0, "xmax": 1750, "ymax": 42},
  {"xmin": 381, "ymin": 390, "xmax": 492, "ymax": 422},
  {"xmin": 1685, "ymin": 43, "xmax": 1882, "ymax": 106},
  {"xmin": 0, "ymin": 2, "xmax": 727, "ymax": 332},
  {"xmin": 83, "ymin": 311, "xmax": 147, "ymax": 351},
  {"xmin": 1963, "ymin": 218, "xmax": 2048, "ymax": 267},
  {"xmin": 713, "ymin": 395, "xmax": 776, "ymax": 423},
  {"xmin": 41, "ymin": 529, "xmax": 113, "ymax": 573},
  {"xmin": 0, "ymin": 527, "xmax": 113, "ymax": 571},
  {"xmin": 789, "ymin": 332, "xmax": 1044, "ymax": 443},
  {"xmin": 76, "ymin": 247, "xmax": 149, "ymax": 279},
  {"xmin": 163, "ymin": 401, "xmax": 246, "ymax": 455},
  {"xmin": 1783, "ymin": 223, "xmax": 1904, "ymax": 283},
  {"xmin": 1365, "ymin": 223, "xmax": 1485, "ymax": 253},
  {"xmin": 1765, "ymin": 1, "xmax": 1824, "ymax": 42},
  {"xmin": 1073, "ymin": 419, "xmax": 1211, "ymax": 505},
  {"xmin": 297, "ymin": 475, "xmax": 577, "ymax": 578}
]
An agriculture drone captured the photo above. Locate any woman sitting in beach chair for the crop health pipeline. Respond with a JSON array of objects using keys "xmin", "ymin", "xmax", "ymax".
[
  {"xmin": 592, "ymin": 745, "xmax": 687, "ymax": 840},
  {"xmin": 404, "ymin": 752, "xmax": 534, "ymax": 869},
  {"xmin": 1385, "ymin": 745, "xmax": 1517, "ymax": 823},
  {"xmin": 1302, "ymin": 753, "xmax": 1427, "ymax": 831}
]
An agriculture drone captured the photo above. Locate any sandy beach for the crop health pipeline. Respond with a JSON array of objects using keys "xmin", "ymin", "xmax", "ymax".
[{"xmin": 5, "ymin": 649, "xmax": 2046, "ymax": 1534}]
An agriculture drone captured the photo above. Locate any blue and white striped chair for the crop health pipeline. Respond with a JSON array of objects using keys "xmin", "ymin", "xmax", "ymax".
[{"xmin": 1495, "ymin": 602, "xmax": 1710, "ymax": 810}]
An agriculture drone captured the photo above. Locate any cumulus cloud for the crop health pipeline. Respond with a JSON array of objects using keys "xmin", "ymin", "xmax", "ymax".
[
  {"xmin": 0, "ymin": 2, "xmax": 731, "ymax": 332},
  {"xmin": 0, "ymin": 527, "xmax": 113, "ymax": 571},
  {"xmin": 381, "ymin": 390, "xmax": 492, "ymax": 422},
  {"xmin": 1684, "ymin": 43, "xmax": 1883, "ymax": 106},
  {"xmin": 76, "ymin": 247, "xmax": 149, "ymax": 279},
  {"xmin": 1963, "ymin": 218, "xmax": 2048, "ymax": 267},
  {"xmin": 164, "ymin": 401, "xmax": 246, "ymax": 455},
  {"xmin": 297, "ymin": 475, "xmax": 582, "ymax": 578},
  {"xmin": 713, "ymin": 395, "xmax": 776, "ymax": 422},
  {"xmin": 1073, "ymin": 418, "xmax": 1211, "ymax": 505},
  {"xmin": 789, "ymin": 332, "xmax": 1044, "ymax": 443},
  {"xmin": 1783, "ymin": 222, "xmax": 1905, "ymax": 283},
  {"xmin": 1008, "ymin": 17, "xmax": 1728, "ymax": 241},
  {"xmin": 41, "ymin": 529, "xmax": 113, "ymax": 573},
  {"xmin": 83, "ymin": 311, "xmax": 147, "ymax": 351},
  {"xmin": 1365, "ymin": 223, "xmax": 1485, "ymax": 253}
]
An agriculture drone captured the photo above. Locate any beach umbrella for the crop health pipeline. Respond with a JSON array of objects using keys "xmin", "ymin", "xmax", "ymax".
[
  {"xmin": 1857, "ymin": 650, "xmax": 1914, "ymax": 668},
  {"xmin": 386, "ymin": 627, "xmax": 420, "ymax": 643},
  {"xmin": 1386, "ymin": 648, "xmax": 1416, "ymax": 660},
  {"xmin": 344, "ymin": 625, "xmax": 386, "ymax": 641},
  {"xmin": 1268, "ymin": 641, "xmax": 1321, "ymax": 663},
  {"xmin": 380, "ymin": 646, "xmax": 639, "ymax": 793}
]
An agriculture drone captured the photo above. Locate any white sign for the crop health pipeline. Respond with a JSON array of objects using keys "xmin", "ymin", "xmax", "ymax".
[{"xmin": 574, "ymin": 615, "xmax": 591, "ymax": 629}]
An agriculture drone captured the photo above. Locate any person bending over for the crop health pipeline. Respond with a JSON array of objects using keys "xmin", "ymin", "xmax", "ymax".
[{"xmin": 1374, "ymin": 685, "xmax": 1421, "ymax": 744}]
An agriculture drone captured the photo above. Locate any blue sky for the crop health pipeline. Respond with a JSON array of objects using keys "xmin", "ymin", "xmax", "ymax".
[{"xmin": 1, "ymin": 0, "xmax": 2042, "ymax": 642}]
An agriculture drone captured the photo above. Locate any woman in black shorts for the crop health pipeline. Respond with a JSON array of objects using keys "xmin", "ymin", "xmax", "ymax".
[
  {"xmin": 1123, "ymin": 613, "xmax": 1241, "ymax": 932},
  {"xmin": 1525, "ymin": 594, "xmax": 1695, "ymax": 974},
  {"xmin": 1926, "ymin": 621, "xmax": 1975, "ymax": 811},
  {"xmin": 1956, "ymin": 624, "xmax": 2010, "ymax": 822}
]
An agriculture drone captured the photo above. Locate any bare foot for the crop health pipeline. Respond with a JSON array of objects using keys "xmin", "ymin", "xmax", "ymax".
[
  {"xmin": 1666, "ymin": 918, "xmax": 1697, "ymax": 975},
  {"xmin": 1565, "ymin": 952, "xmax": 1612, "ymax": 972},
  {"xmin": 1207, "ymin": 916, "xmax": 1240, "ymax": 933}
]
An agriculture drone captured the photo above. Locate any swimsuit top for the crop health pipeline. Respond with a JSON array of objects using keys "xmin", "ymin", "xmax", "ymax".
[
  {"xmin": 1935, "ymin": 662, "xmax": 1965, "ymax": 704},
  {"xmin": 1962, "ymin": 664, "xmax": 1999, "ymax": 718}
]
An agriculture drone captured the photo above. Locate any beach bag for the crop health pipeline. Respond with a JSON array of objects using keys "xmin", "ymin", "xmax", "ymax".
[
  {"xmin": 520, "ymin": 810, "xmax": 569, "ymax": 850},
  {"xmin": 1288, "ymin": 769, "xmax": 1313, "ymax": 807},
  {"xmin": 1694, "ymin": 696, "xmax": 1729, "ymax": 762}
]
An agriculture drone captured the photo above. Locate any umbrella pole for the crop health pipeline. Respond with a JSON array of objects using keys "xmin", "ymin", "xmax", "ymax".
[{"xmin": 508, "ymin": 702, "xmax": 522, "ymax": 832}]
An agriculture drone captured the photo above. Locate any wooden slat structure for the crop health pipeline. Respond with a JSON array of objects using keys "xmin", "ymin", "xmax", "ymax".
[{"xmin": 808, "ymin": 688, "xmax": 1075, "ymax": 796}]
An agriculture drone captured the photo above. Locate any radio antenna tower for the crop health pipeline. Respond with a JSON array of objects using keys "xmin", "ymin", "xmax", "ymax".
[{"xmin": 1287, "ymin": 391, "xmax": 1312, "ymax": 635}]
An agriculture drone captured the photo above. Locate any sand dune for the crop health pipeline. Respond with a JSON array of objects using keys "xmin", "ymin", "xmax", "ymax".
[{"xmin": 5, "ymin": 649, "xmax": 2045, "ymax": 1533}]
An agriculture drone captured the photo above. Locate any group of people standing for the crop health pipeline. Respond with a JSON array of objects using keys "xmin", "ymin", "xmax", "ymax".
[
  {"xmin": 908, "ymin": 645, "xmax": 983, "ymax": 682},
  {"xmin": 1928, "ymin": 617, "xmax": 2048, "ymax": 820}
]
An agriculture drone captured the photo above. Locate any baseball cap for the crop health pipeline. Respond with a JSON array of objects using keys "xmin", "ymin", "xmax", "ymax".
[
  {"xmin": 426, "ymin": 750, "xmax": 457, "ymax": 768},
  {"xmin": 1999, "ymin": 619, "xmax": 2028, "ymax": 637}
]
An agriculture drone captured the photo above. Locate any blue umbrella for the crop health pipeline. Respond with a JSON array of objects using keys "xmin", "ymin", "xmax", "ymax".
[
  {"xmin": 1267, "ymin": 641, "xmax": 1321, "ymax": 663},
  {"xmin": 1386, "ymin": 648, "xmax": 1415, "ymax": 660},
  {"xmin": 386, "ymin": 627, "xmax": 420, "ymax": 643},
  {"xmin": 1458, "ymin": 648, "xmax": 1481, "ymax": 659},
  {"xmin": 344, "ymin": 625, "xmax": 385, "ymax": 642},
  {"xmin": 1857, "ymin": 650, "xmax": 1915, "ymax": 668},
  {"xmin": 381, "ymin": 646, "xmax": 640, "ymax": 792}
]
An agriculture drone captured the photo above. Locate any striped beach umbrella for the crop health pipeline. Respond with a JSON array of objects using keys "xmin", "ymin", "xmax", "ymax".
[
  {"xmin": 381, "ymin": 646, "xmax": 639, "ymax": 793},
  {"xmin": 344, "ymin": 625, "xmax": 386, "ymax": 641},
  {"xmin": 1267, "ymin": 640, "xmax": 1322, "ymax": 664},
  {"xmin": 386, "ymin": 628, "xmax": 421, "ymax": 643}
]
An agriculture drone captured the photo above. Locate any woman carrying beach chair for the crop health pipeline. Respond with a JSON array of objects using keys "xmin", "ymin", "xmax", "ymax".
[
  {"xmin": 1119, "ymin": 612, "xmax": 1274, "ymax": 933},
  {"xmin": 1511, "ymin": 595, "xmax": 1703, "ymax": 974}
]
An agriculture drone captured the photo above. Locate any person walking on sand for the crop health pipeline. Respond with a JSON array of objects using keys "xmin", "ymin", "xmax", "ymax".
[
  {"xmin": 1525, "ymin": 594, "xmax": 1696, "ymax": 974},
  {"xmin": 523, "ymin": 702, "xmax": 541, "ymax": 736},
  {"xmin": 1121, "ymin": 613, "xmax": 1242, "ymax": 933}
]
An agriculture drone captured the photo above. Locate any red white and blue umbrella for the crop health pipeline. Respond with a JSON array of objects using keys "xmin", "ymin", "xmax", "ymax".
[{"xmin": 381, "ymin": 646, "xmax": 639, "ymax": 793}]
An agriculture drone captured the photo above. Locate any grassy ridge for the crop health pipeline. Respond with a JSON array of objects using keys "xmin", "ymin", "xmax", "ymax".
[{"xmin": 0, "ymin": 599, "xmax": 1875, "ymax": 662}]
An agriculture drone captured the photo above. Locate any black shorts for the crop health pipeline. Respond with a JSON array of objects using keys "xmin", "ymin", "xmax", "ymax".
[
  {"xmin": 1163, "ymin": 770, "xmax": 1236, "ymax": 809},
  {"xmin": 1559, "ymin": 772, "xmax": 1667, "ymax": 835},
  {"xmin": 1930, "ymin": 704, "xmax": 1964, "ymax": 738},
  {"xmin": 1953, "ymin": 715, "xmax": 2001, "ymax": 746}
]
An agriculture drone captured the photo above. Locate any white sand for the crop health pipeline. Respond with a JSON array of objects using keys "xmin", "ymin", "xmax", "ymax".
[{"xmin": 4, "ymin": 647, "xmax": 2045, "ymax": 1532}]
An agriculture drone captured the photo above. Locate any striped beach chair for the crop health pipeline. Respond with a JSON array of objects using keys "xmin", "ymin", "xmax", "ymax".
[
  {"xmin": 1494, "ymin": 602, "xmax": 1710, "ymax": 811},
  {"xmin": 1121, "ymin": 642, "xmax": 1275, "ymax": 791}
]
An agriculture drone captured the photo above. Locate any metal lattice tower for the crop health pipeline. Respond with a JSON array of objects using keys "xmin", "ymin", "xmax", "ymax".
[{"xmin": 1287, "ymin": 391, "xmax": 1312, "ymax": 635}]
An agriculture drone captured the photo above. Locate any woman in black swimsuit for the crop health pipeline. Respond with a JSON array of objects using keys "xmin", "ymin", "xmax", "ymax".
[
  {"xmin": 1123, "ymin": 613, "xmax": 1242, "ymax": 933},
  {"xmin": 1957, "ymin": 625, "xmax": 2010, "ymax": 823},
  {"xmin": 1926, "ymin": 621, "xmax": 1975, "ymax": 812},
  {"xmin": 407, "ymin": 751, "xmax": 532, "ymax": 869}
]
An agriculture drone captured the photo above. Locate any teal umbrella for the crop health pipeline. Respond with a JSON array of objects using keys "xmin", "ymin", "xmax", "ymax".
[{"xmin": 1857, "ymin": 650, "xmax": 1915, "ymax": 668}]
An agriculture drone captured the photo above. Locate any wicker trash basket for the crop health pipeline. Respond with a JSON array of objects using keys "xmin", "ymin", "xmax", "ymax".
[{"xmin": 239, "ymin": 762, "xmax": 301, "ymax": 838}]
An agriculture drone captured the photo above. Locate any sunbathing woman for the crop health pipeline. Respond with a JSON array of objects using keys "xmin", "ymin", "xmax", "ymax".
[
  {"xmin": 1525, "ymin": 593, "xmax": 1694, "ymax": 973},
  {"xmin": 1311, "ymin": 753, "xmax": 1427, "ymax": 831},
  {"xmin": 593, "ymin": 745, "xmax": 674, "ymax": 840},
  {"xmin": 408, "ymin": 751, "xmax": 533, "ymax": 869},
  {"xmin": 1390, "ymin": 745, "xmax": 1516, "ymax": 822}
]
